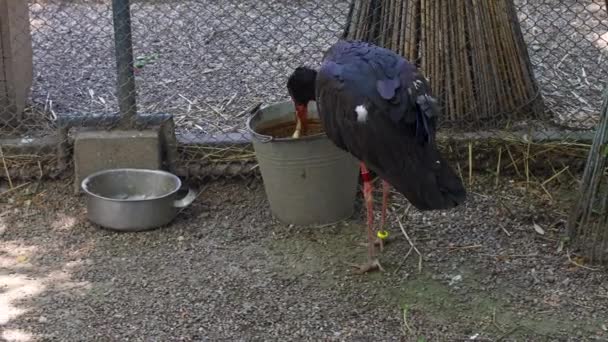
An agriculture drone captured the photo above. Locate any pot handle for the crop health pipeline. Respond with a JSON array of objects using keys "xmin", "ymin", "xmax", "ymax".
[{"xmin": 174, "ymin": 187, "xmax": 197, "ymax": 208}]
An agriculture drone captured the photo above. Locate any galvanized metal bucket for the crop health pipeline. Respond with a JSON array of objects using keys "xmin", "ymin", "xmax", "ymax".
[{"xmin": 246, "ymin": 101, "xmax": 359, "ymax": 225}]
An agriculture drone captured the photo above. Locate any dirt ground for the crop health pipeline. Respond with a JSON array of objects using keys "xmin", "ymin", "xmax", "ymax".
[{"xmin": 1, "ymin": 176, "xmax": 607, "ymax": 341}]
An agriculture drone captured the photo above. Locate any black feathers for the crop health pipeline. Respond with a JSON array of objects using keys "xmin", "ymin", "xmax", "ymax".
[
  {"xmin": 319, "ymin": 40, "xmax": 435, "ymax": 143},
  {"xmin": 287, "ymin": 40, "xmax": 466, "ymax": 211},
  {"xmin": 287, "ymin": 66, "xmax": 317, "ymax": 105}
]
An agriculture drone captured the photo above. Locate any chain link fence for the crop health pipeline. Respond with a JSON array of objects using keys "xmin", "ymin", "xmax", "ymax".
[{"xmin": 1, "ymin": 0, "xmax": 607, "ymax": 184}]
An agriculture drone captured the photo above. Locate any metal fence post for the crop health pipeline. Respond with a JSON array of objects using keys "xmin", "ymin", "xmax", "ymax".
[{"xmin": 111, "ymin": 0, "xmax": 137, "ymax": 127}]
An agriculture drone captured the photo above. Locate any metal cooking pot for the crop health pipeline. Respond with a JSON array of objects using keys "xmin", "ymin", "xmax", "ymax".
[{"xmin": 81, "ymin": 168, "xmax": 197, "ymax": 231}]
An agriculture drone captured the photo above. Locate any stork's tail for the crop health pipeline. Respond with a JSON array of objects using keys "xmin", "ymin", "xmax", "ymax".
[{"xmin": 385, "ymin": 143, "xmax": 466, "ymax": 211}]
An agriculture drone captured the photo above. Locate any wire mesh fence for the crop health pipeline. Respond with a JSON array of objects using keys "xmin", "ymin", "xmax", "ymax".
[{"xmin": 1, "ymin": 0, "xmax": 608, "ymax": 183}]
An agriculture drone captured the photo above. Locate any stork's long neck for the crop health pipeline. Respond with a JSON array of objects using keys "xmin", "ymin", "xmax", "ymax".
[
  {"xmin": 292, "ymin": 102, "xmax": 309, "ymax": 139},
  {"xmin": 288, "ymin": 66, "xmax": 317, "ymax": 138}
]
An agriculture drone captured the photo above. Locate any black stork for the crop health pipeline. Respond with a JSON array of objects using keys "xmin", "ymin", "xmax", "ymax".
[{"xmin": 286, "ymin": 40, "xmax": 466, "ymax": 273}]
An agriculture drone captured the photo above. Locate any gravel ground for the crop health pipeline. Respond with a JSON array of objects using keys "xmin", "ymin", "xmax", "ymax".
[
  {"xmin": 1, "ymin": 177, "xmax": 607, "ymax": 341},
  {"xmin": 19, "ymin": 0, "xmax": 608, "ymax": 138}
]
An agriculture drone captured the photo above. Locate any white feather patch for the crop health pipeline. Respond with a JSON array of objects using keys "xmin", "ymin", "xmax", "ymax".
[{"xmin": 355, "ymin": 105, "xmax": 368, "ymax": 123}]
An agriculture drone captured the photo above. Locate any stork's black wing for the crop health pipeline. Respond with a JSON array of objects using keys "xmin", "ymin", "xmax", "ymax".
[{"xmin": 315, "ymin": 40, "xmax": 465, "ymax": 210}]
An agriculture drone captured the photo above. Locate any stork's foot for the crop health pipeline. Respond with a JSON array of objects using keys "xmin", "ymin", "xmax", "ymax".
[{"xmin": 349, "ymin": 259, "xmax": 384, "ymax": 274}]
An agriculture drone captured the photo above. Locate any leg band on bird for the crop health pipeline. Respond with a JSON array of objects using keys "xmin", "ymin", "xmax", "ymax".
[{"xmin": 360, "ymin": 162, "xmax": 372, "ymax": 183}]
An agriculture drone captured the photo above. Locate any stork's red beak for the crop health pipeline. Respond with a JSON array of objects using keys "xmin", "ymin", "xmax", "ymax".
[{"xmin": 295, "ymin": 104, "xmax": 308, "ymax": 135}]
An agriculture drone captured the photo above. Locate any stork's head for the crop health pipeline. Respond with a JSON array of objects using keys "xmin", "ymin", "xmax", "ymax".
[
  {"xmin": 287, "ymin": 66, "xmax": 317, "ymax": 138},
  {"xmin": 287, "ymin": 66, "xmax": 317, "ymax": 106}
]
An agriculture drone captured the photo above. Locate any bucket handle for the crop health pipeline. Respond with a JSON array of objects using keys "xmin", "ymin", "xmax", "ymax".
[
  {"xmin": 245, "ymin": 102, "xmax": 274, "ymax": 143},
  {"xmin": 174, "ymin": 187, "xmax": 197, "ymax": 208},
  {"xmin": 253, "ymin": 133, "xmax": 273, "ymax": 143}
]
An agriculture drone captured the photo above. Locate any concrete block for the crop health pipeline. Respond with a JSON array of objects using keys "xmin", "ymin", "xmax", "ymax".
[{"xmin": 74, "ymin": 129, "xmax": 161, "ymax": 193}]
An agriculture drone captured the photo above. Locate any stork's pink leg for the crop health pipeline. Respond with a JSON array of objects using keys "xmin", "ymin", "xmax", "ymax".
[
  {"xmin": 361, "ymin": 163, "xmax": 375, "ymax": 260},
  {"xmin": 351, "ymin": 162, "xmax": 383, "ymax": 274},
  {"xmin": 377, "ymin": 179, "xmax": 391, "ymax": 251}
]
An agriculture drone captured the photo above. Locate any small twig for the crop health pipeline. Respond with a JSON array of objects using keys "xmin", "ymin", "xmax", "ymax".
[
  {"xmin": 401, "ymin": 305, "xmax": 413, "ymax": 335},
  {"xmin": 538, "ymin": 183, "xmax": 554, "ymax": 201},
  {"xmin": 566, "ymin": 250, "xmax": 599, "ymax": 271},
  {"xmin": 496, "ymin": 198, "xmax": 514, "ymax": 216},
  {"xmin": 0, "ymin": 182, "xmax": 30, "ymax": 198},
  {"xmin": 32, "ymin": 161, "xmax": 44, "ymax": 195},
  {"xmin": 555, "ymin": 51, "xmax": 571, "ymax": 69},
  {"xmin": 483, "ymin": 253, "xmax": 539, "ymax": 259},
  {"xmin": 221, "ymin": 92, "xmax": 238, "ymax": 111},
  {"xmin": 86, "ymin": 305, "xmax": 97, "ymax": 316},
  {"xmin": 177, "ymin": 94, "xmax": 193, "ymax": 117},
  {"xmin": 393, "ymin": 246, "xmax": 413, "ymax": 274},
  {"xmin": 201, "ymin": 100, "xmax": 229, "ymax": 120},
  {"xmin": 524, "ymin": 140, "xmax": 531, "ymax": 188},
  {"xmin": 504, "ymin": 144, "xmax": 521, "ymax": 177},
  {"xmin": 541, "ymin": 165, "xmax": 569, "ymax": 186},
  {"xmin": 447, "ymin": 144, "xmax": 465, "ymax": 183},
  {"xmin": 235, "ymin": 101, "xmax": 263, "ymax": 118},
  {"xmin": 397, "ymin": 206, "xmax": 422, "ymax": 273},
  {"xmin": 312, "ymin": 220, "xmax": 347, "ymax": 229},
  {"xmin": 495, "ymin": 146, "xmax": 502, "ymax": 187},
  {"xmin": 0, "ymin": 146, "xmax": 13, "ymax": 189},
  {"xmin": 468, "ymin": 141, "xmax": 473, "ymax": 185},
  {"xmin": 496, "ymin": 326, "xmax": 521, "ymax": 341},
  {"xmin": 446, "ymin": 244, "xmax": 483, "ymax": 252},
  {"xmin": 37, "ymin": 161, "xmax": 43, "ymax": 179},
  {"xmin": 570, "ymin": 300, "xmax": 593, "ymax": 309},
  {"xmin": 178, "ymin": 93, "xmax": 194, "ymax": 104},
  {"xmin": 492, "ymin": 308, "xmax": 506, "ymax": 333}
]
